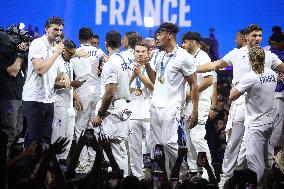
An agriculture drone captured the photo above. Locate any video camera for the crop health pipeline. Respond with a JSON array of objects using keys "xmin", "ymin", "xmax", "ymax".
[{"xmin": 0, "ymin": 24, "xmax": 33, "ymax": 56}]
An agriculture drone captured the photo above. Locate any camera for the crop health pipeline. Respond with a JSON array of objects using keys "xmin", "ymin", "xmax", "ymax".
[{"xmin": 0, "ymin": 24, "xmax": 33, "ymax": 57}]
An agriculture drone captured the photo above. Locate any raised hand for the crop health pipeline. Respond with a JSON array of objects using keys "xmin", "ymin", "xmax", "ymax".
[
  {"xmin": 98, "ymin": 134, "xmax": 111, "ymax": 153},
  {"xmin": 77, "ymin": 131, "xmax": 88, "ymax": 147},
  {"xmin": 54, "ymin": 42, "xmax": 65, "ymax": 56},
  {"xmin": 49, "ymin": 137, "xmax": 70, "ymax": 155}
]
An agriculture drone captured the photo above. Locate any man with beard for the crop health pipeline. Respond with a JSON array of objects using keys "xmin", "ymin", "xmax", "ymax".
[
  {"xmin": 22, "ymin": 16, "xmax": 69, "ymax": 147},
  {"xmin": 197, "ymin": 24, "xmax": 284, "ymax": 188}
]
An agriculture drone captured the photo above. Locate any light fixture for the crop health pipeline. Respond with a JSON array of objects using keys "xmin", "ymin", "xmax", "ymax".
[
  {"xmin": 18, "ymin": 23, "xmax": 25, "ymax": 30},
  {"xmin": 144, "ymin": 17, "xmax": 154, "ymax": 28}
]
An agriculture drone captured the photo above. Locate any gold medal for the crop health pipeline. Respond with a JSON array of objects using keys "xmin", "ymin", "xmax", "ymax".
[
  {"xmin": 134, "ymin": 88, "xmax": 142, "ymax": 96},
  {"xmin": 158, "ymin": 76, "xmax": 165, "ymax": 84}
]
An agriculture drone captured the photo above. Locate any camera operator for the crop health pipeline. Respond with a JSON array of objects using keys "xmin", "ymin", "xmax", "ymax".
[
  {"xmin": 22, "ymin": 16, "xmax": 69, "ymax": 147},
  {"xmin": 0, "ymin": 40, "xmax": 28, "ymax": 157}
]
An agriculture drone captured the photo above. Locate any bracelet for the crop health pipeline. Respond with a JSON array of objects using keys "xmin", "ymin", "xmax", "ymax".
[{"xmin": 98, "ymin": 110, "xmax": 106, "ymax": 118}]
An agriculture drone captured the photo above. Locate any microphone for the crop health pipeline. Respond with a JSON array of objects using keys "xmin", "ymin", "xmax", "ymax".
[{"xmin": 54, "ymin": 36, "xmax": 61, "ymax": 44}]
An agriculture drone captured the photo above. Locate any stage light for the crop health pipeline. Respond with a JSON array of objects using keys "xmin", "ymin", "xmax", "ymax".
[
  {"xmin": 18, "ymin": 23, "xmax": 25, "ymax": 30},
  {"xmin": 144, "ymin": 17, "xmax": 154, "ymax": 28}
]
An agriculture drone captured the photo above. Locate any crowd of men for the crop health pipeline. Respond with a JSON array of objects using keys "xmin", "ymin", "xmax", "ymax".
[{"xmin": 1, "ymin": 16, "xmax": 284, "ymax": 188}]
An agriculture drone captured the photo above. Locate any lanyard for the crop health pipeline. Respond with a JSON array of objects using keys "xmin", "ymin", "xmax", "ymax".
[
  {"xmin": 135, "ymin": 67, "xmax": 146, "ymax": 89},
  {"xmin": 153, "ymin": 50, "xmax": 159, "ymax": 65},
  {"xmin": 193, "ymin": 49, "xmax": 201, "ymax": 58},
  {"xmin": 160, "ymin": 47, "xmax": 178, "ymax": 76}
]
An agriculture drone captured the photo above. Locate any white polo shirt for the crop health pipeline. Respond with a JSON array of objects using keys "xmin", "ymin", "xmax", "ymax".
[
  {"xmin": 128, "ymin": 67, "xmax": 152, "ymax": 119},
  {"xmin": 151, "ymin": 45, "xmax": 196, "ymax": 108},
  {"xmin": 235, "ymin": 68, "xmax": 277, "ymax": 126},
  {"xmin": 22, "ymin": 35, "xmax": 65, "ymax": 103},
  {"xmin": 222, "ymin": 46, "xmax": 282, "ymax": 83},
  {"xmin": 71, "ymin": 44, "xmax": 104, "ymax": 90},
  {"xmin": 101, "ymin": 52, "xmax": 130, "ymax": 100},
  {"xmin": 192, "ymin": 48, "xmax": 213, "ymax": 105}
]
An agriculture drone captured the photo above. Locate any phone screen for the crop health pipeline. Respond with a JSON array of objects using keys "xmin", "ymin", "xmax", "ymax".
[
  {"xmin": 197, "ymin": 152, "xmax": 207, "ymax": 167},
  {"xmin": 84, "ymin": 129, "xmax": 94, "ymax": 141},
  {"xmin": 154, "ymin": 144, "xmax": 164, "ymax": 160},
  {"xmin": 143, "ymin": 153, "xmax": 151, "ymax": 169}
]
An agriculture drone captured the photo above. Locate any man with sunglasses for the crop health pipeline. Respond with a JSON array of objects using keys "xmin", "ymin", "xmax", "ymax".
[{"xmin": 144, "ymin": 22, "xmax": 199, "ymax": 172}]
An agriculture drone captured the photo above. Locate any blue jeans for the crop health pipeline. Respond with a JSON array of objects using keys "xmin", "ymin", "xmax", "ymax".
[{"xmin": 23, "ymin": 101, "xmax": 54, "ymax": 147}]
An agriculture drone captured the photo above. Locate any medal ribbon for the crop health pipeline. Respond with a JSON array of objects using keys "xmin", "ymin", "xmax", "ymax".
[
  {"xmin": 135, "ymin": 67, "xmax": 146, "ymax": 89},
  {"xmin": 160, "ymin": 46, "xmax": 178, "ymax": 77}
]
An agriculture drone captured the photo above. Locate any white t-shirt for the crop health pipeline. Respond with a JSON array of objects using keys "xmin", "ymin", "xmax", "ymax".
[
  {"xmin": 120, "ymin": 48, "xmax": 135, "ymax": 77},
  {"xmin": 151, "ymin": 45, "xmax": 196, "ymax": 108},
  {"xmin": 235, "ymin": 68, "xmax": 277, "ymax": 126},
  {"xmin": 22, "ymin": 35, "xmax": 66, "ymax": 103},
  {"xmin": 222, "ymin": 46, "xmax": 282, "ymax": 83},
  {"xmin": 120, "ymin": 49, "xmax": 135, "ymax": 64},
  {"xmin": 101, "ymin": 52, "xmax": 130, "ymax": 100},
  {"xmin": 53, "ymin": 56, "xmax": 73, "ymax": 108},
  {"xmin": 71, "ymin": 44, "xmax": 104, "ymax": 89},
  {"xmin": 128, "ymin": 67, "xmax": 152, "ymax": 119},
  {"xmin": 192, "ymin": 49, "xmax": 213, "ymax": 105}
]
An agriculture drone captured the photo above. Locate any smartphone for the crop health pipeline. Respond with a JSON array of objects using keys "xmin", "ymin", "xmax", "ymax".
[
  {"xmin": 151, "ymin": 159, "xmax": 163, "ymax": 173},
  {"xmin": 170, "ymin": 178, "xmax": 180, "ymax": 189},
  {"xmin": 143, "ymin": 153, "xmax": 151, "ymax": 169},
  {"xmin": 197, "ymin": 152, "xmax": 207, "ymax": 167},
  {"xmin": 154, "ymin": 144, "xmax": 164, "ymax": 160},
  {"xmin": 232, "ymin": 170, "xmax": 243, "ymax": 182},
  {"xmin": 84, "ymin": 129, "xmax": 94, "ymax": 142},
  {"xmin": 106, "ymin": 171, "xmax": 123, "ymax": 188},
  {"xmin": 153, "ymin": 171, "xmax": 164, "ymax": 189}
]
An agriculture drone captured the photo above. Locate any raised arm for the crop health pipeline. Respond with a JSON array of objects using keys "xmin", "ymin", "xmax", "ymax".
[
  {"xmin": 198, "ymin": 75, "xmax": 213, "ymax": 93},
  {"xmin": 229, "ymin": 88, "xmax": 242, "ymax": 101},
  {"xmin": 197, "ymin": 60, "xmax": 228, "ymax": 73},
  {"xmin": 32, "ymin": 43, "xmax": 64, "ymax": 76}
]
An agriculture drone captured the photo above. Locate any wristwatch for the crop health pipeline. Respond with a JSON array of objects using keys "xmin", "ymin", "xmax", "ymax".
[{"xmin": 98, "ymin": 110, "xmax": 106, "ymax": 118}]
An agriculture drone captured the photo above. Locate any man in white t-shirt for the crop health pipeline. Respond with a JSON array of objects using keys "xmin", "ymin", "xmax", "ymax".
[
  {"xmin": 181, "ymin": 31, "xmax": 214, "ymax": 177},
  {"xmin": 128, "ymin": 41, "xmax": 154, "ymax": 179},
  {"xmin": 229, "ymin": 46, "xmax": 277, "ymax": 182},
  {"xmin": 197, "ymin": 24, "xmax": 284, "ymax": 187},
  {"xmin": 71, "ymin": 27, "xmax": 105, "ymax": 173},
  {"xmin": 92, "ymin": 30, "xmax": 131, "ymax": 176},
  {"xmin": 22, "ymin": 16, "xmax": 69, "ymax": 147},
  {"xmin": 144, "ymin": 22, "xmax": 199, "ymax": 172},
  {"xmin": 51, "ymin": 40, "xmax": 81, "ymax": 162}
]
